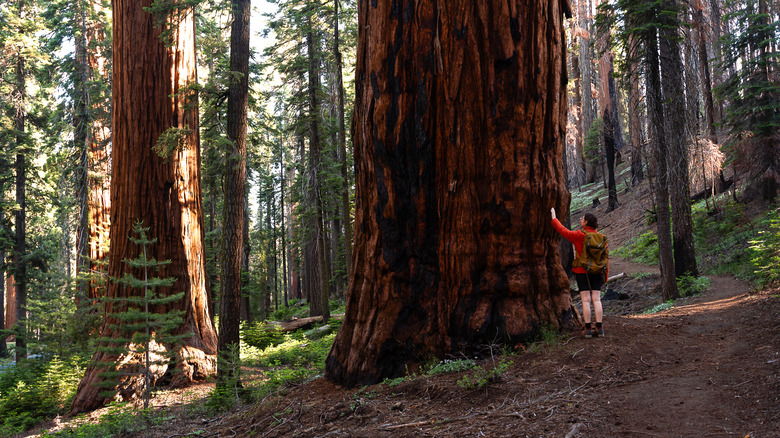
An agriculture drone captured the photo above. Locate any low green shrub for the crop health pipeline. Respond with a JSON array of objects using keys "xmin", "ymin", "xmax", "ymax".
[
  {"xmin": 0, "ymin": 355, "xmax": 85, "ymax": 435},
  {"xmin": 748, "ymin": 205, "xmax": 780, "ymax": 286},
  {"xmin": 677, "ymin": 275, "xmax": 711, "ymax": 297},
  {"xmin": 644, "ymin": 300, "xmax": 675, "ymax": 314},
  {"xmin": 614, "ymin": 230, "xmax": 659, "ymax": 265},
  {"xmin": 241, "ymin": 323, "xmax": 287, "ymax": 350},
  {"xmin": 425, "ymin": 358, "xmax": 477, "ymax": 375},
  {"xmin": 456, "ymin": 357, "xmax": 513, "ymax": 390}
]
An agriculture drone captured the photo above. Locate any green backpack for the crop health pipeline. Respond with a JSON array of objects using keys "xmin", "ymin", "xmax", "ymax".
[{"xmin": 573, "ymin": 231, "xmax": 608, "ymax": 274}]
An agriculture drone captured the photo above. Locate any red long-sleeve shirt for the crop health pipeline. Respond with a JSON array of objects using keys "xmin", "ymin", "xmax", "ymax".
[{"xmin": 551, "ymin": 218, "xmax": 609, "ymax": 279}]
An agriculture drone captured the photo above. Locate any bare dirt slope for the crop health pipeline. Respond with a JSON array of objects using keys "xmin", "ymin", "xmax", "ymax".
[{"xmin": 125, "ymin": 258, "xmax": 779, "ymax": 438}]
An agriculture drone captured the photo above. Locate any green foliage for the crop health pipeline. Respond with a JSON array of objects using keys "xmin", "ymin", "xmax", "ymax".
[
  {"xmin": 206, "ymin": 324, "xmax": 338, "ymax": 411},
  {"xmin": 243, "ymin": 332, "xmax": 335, "ymax": 369},
  {"xmin": 242, "ymin": 324, "xmax": 288, "ymax": 350},
  {"xmin": 380, "ymin": 376, "xmax": 406, "ymax": 387},
  {"xmin": 456, "ymin": 357, "xmax": 513, "ymax": 390},
  {"xmin": 268, "ymin": 298, "xmax": 309, "ymax": 321},
  {"xmin": 527, "ymin": 325, "xmax": 567, "ymax": 352},
  {"xmin": 424, "ymin": 358, "xmax": 477, "ymax": 376},
  {"xmin": 0, "ymin": 355, "xmax": 86, "ymax": 435},
  {"xmin": 614, "ymin": 230, "xmax": 659, "ymax": 265},
  {"xmin": 152, "ymin": 126, "xmax": 194, "ymax": 160},
  {"xmin": 677, "ymin": 275, "xmax": 711, "ymax": 297},
  {"xmin": 584, "ymin": 117, "xmax": 604, "ymax": 164},
  {"xmin": 631, "ymin": 272, "xmax": 654, "ymax": 280},
  {"xmin": 619, "ymin": 200, "xmax": 777, "ymax": 286},
  {"xmin": 715, "ymin": 1, "xmax": 780, "ymax": 188},
  {"xmin": 644, "ymin": 300, "xmax": 676, "ymax": 314},
  {"xmin": 207, "ymin": 343, "xmax": 246, "ymax": 412},
  {"xmin": 748, "ymin": 205, "xmax": 780, "ymax": 285},
  {"xmin": 693, "ymin": 199, "xmax": 777, "ymax": 284}
]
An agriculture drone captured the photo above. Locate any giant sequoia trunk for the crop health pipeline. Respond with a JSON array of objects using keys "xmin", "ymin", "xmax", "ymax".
[
  {"xmin": 74, "ymin": 0, "xmax": 111, "ymax": 304},
  {"xmin": 71, "ymin": 0, "xmax": 217, "ymax": 413},
  {"xmin": 325, "ymin": 0, "xmax": 576, "ymax": 387}
]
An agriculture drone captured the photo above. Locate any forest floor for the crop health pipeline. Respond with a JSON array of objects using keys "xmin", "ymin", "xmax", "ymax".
[
  {"xmin": 83, "ymin": 258, "xmax": 774, "ymax": 438},
  {"xmin": 24, "ymin": 179, "xmax": 780, "ymax": 438},
  {"xmin": 143, "ymin": 260, "xmax": 778, "ymax": 438}
]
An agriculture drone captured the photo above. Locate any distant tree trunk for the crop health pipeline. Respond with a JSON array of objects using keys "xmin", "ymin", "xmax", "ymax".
[
  {"xmin": 206, "ymin": 193, "xmax": 216, "ymax": 319},
  {"xmin": 579, "ymin": 0, "xmax": 595, "ymax": 185},
  {"xmin": 4, "ymin": 276, "xmax": 14, "ymax": 335},
  {"xmin": 646, "ymin": 28, "xmax": 679, "ymax": 301},
  {"xmin": 13, "ymin": 1, "xmax": 28, "ymax": 361},
  {"xmin": 326, "ymin": 0, "xmax": 575, "ymax": 386},
  {"xmin": 660, "ymin": 3, "xmax": 698, "ymax": 278},
  {"xmin": 290, "ymin": 134, "xmax": 303, "ymax": 302},
  {"xmin": 218, "ymin": 0, "xmax": 250, "ymax": 387},
  {"xmin": 627, "ymin": 36, "xmax": 644, "ymax": 186},
  {"xmin": 305, "ymin": 23, "xmax": 330, "ymax": 321},
  {"xmin": 710, "ymin": 0, "xmax": 724, "ymax": 123},
  {"xmin": 597, "ymin": 4, "xmax": 619, "ymax": 211},
  {"xmin": 280, "ymin": 140, "xmax": 289, "ymax": 309},
  {"xmin": 695, "ymin": 1, "xmax": 717, "ymax": 142},
  {"xmin": 0, "ymin": 250, "xmax": 6, "ymax": 358},
  {"xmin": 334, "ymin": 0, "xmax": 353, "ymax": 282},
  {"xmin": 74, "ymin": 2, "xmax": 91, "ymax": 303},
  {"xmin": 71, "ymin": 0, "xmax": 217, "ymax": 413},
  {"xmin": 603, "ymin": 108, "xmax": 619, "ymax": 211},
  {"xmin": 240, "ymin": 194, "xmax": 252, "ymax": 323}
]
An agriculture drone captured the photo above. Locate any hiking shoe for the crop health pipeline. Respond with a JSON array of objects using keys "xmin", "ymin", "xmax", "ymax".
[
  {"xmin": 585, "ymin": 328, "xmax": 593, "ymax": 339},
  {"xmin": 597, "ymin": 327, "xmax": 605, "ymax": 338}
]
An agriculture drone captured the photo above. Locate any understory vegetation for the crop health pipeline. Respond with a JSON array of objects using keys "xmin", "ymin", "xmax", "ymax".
[{"xmin": 615, "ymin": 196, "xmax": 779, "ymax": 287}]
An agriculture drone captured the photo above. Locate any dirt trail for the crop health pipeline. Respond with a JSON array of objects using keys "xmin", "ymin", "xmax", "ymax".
[
  {"xmin": 585, "ymin": 260, "xmax": 779, "ymax": 437},
  {"xmin": 144, "ymin": 258, "xmax": 777, "ymax": 438}
]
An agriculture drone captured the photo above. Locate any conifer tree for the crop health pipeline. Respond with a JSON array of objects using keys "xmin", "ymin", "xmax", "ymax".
[
  {"xmin": 602, "ymin": 0, "xmax": 680, "ymax": 298},
  {"xmin": 218, "ymin": 0, "xmax": 251, "ymax": 388},
  {"xmin": 95, "ymin": 221, "xmax": 187, "ymax": 410},
  {"xmin": 716, "ymin": 0, "xmax": 780, "ymax": 201}
]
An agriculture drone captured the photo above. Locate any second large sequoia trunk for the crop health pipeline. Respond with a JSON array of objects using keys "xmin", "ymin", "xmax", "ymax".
[
  {"xmin": 326, "ymin": 0, "xmax": 575, "ymax": 387},
  {"xmin": 71, "ymin": 0, "xmax": 217, "ymax": 413}
]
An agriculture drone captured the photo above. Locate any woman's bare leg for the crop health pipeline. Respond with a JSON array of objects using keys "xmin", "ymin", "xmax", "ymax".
[
  {"xmin": 592, "ymin": 290, "xmax": 603, "ymax": 323},
  {"xmin": 580, "ymin": 290, "xmax": 592, "ymax": 323}
]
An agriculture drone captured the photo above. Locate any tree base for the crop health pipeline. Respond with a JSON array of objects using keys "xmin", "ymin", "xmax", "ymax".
[{"xmin": 70, "ymin": 346, "xmax": 216, "ymax": 413}]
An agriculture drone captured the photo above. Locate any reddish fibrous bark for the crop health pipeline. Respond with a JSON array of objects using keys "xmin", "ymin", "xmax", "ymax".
[
  {"xmin": 74, "ymin": 0, "xmax": 111, "ymax": 305},
  {"xmin": 326, "ymin": 0, "xmax": 576, "ymax": 387},
  {"xmin": 71, "ymin": 0, "xmax": 216, "ymax": 413}
]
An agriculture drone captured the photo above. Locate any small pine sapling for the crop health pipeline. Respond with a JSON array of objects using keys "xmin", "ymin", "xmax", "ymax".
[{"xmin": 96, "ymin": 221, "xmax": 189, "ymax": 409}]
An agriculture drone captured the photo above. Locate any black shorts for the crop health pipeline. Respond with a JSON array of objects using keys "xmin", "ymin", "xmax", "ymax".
[{"xmin": 575, "ymin": 272, "xmax": 604, "ymax": 292}]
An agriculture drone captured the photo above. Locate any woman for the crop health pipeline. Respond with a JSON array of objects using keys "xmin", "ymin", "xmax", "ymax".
[{"xmin": 550, "ymin": 208, "xmax": 609, "ymax": 338}]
